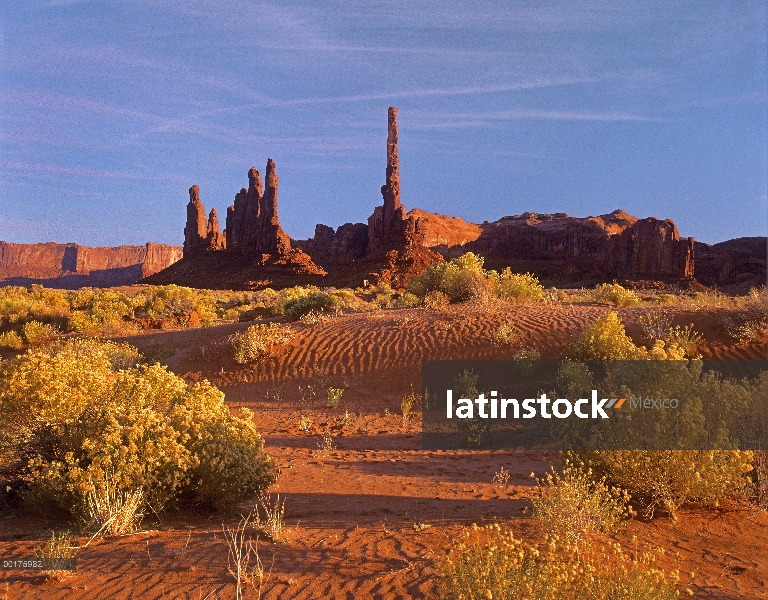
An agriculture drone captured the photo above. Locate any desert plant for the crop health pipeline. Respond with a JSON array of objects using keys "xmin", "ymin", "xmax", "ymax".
[
  {"xmin": 394, "ymin": 292, "xmax": 421, "ymax": 309},
  {"xmin": 492, "ymin": 466, "xmax": 510, "ymax": 488},
  {"xmin": 257, "ymin": 492, "xmax": 285, "ymax": 542},
  {"xmin": 530, "ymin": 464, "xmax": 634, "ymax": 550},
  {"xmin": 223, "ymin": 511, "xmax": 266, "ymax": 600},
  {"xmin": 231, "ymin": 323, "xmax": 294, "ymax": 364},
  {"xmin": 401, "ymin": 390, "xmax": 418, "ymax": 421},
  {"xmin": 284, "ymin": 291, "xmax": 336, "ymax": 321},
  {"xmin": 496, "ymin": 269, "xmax": 545, "ymax": 302},
  {"xmin": 86, "ymin": 472, "xmax": 144, "ymax": 537},
  {"xmin": 327, "ymin": 387, "xmax": 344, "ymax": 408},
  {"xmin": 723, "ymin": 287, "xmax": 768, "ymax": 342},
  {"xmin": 439, "ymin": 524, "xmax": 681, "ymax": 600},
  {"xmin": 408, "ymin": 253, "xmax": 493, "ymax": 303},
  {"xmin": 298, "ymin": 415, "xmax": 312, "ymax": 432},
  {"xmin": 38, "ymin": 530, "xmax": 78, "ymax": 560},
  {"xmin": 0, "ymin": 338, "xmax": 277, "ymax": 519},
  {"xmin": 592, "ymin": 283, "xmax": 640, "ymax": 307},
  {"xmin": 134, "ymin": 285, "xmax": 217, "ymax": 326},
  {"xmin": 571, "ymin": 312, "xmax": 637, "ymax": 360},
  {"xmin": 423, "ymin": 290, "xmax": 450, "ymax": 309},
  {"xmin": 668, "ymin": 324, "xmax": 704, "ymax": 356},
  {"xmin": 0, "ymin": 331, "xmax": 23, "ymax": 349},
  {"xmin": 512, "ymin": 347, "xmax": 541, "ymax": 361},
  {"xmin": 317, "ymin": 435, "xmax": 335, "ymax": 453},
  {"xmin": 21, "ymin": 321, "xmax": 58, "ymax": 344},
  {"xmin": 639, "ymin": 311, "xmax": 673, "ymax": 341},
  {"xmin": 491, "ymin": 321, "xmax": 517, "ymax": 347},
  {"xmin": 567, "ymin": 449, "xmax": 753, "ymax": 520}
]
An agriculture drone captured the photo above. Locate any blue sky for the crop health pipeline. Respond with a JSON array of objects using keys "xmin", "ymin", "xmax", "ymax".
[{"xmin": 1, "ymin": 1, "xmax": 766, "ymax": 246}]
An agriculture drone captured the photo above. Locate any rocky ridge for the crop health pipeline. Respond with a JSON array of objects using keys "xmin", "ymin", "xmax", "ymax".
[{"xmin": 145, "ymin": 107, "xmax": 764, "ymax": 291}]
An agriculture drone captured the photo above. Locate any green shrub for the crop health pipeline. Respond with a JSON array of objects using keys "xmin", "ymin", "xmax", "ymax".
[
  {"xmin": 496, "ymin": 269, "xmax": 545, "ymax": 302},
  {"xmin": 592, "ymin": 283, "xmax": 640, "ymax": 307},
  {"xmin": 231, "ymin": 323, "xmax": 294, "ymax": 364},
  {"xmin": 439, "ymin": 524, "xmax": 681, "ymax": 600},
  {"xmin": 284, "ymin": 291, "xmax": 336, "ymax": 321},
  {"xmin": 134, "ymin": 285, "xmax": 216, "ymax": 326},
  {"xmin": 423, "ymin": 290, "xmax": 450, "ymax": 310},
  {"xmin": 272, "ymin": 286, "xmax": 318, "ymax": 316},
  {"xmin": 22, "ymin": 320, "xmax": 58, "ymax": 344},
  {"xmin": 394, "ymin": 292, "xmax": 421, "ymax": 308},
  {"xmin": 68, "ymin": 289, "xmax": 136, "ymax": 335},
  {"xmin": 0, "ymin": 331, "xmax": 23, "ymax": 349},
  {"xmin": 408, "ymin": 252, "xmax": 492, "ymax": 303},
  {"xmin": 567, "ymin": 449, "xmax": 753, "ymax": 520},
  {"xmin": 530, "ymin": 464, "xmax": 634, "ymax": 548},
  {"xmin": 0, "ymin": 339, "xmax": 277, "ymax": 518}
]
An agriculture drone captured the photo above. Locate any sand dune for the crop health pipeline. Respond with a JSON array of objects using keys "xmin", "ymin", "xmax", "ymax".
[{"xmin": 3, "ymin": 302, "xmax": 767, "ymax": 598}]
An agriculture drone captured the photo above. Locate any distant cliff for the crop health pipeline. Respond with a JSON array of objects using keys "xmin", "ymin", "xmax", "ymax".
[{"xmin": 0, "ymin": 242, "xmax": 182, "ymax": 288}]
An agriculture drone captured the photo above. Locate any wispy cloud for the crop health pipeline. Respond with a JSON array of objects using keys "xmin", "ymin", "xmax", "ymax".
[
  {"xmin": 408, "ymin": 107, "xmax": 664, "ymax": 127},
  {"xmin": 0, "ymin": 161, "xmax": 186, "ymax": 182}
]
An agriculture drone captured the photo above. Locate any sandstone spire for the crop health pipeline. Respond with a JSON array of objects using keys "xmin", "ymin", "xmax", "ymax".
[
  {"xmin": 206, "ymin": 208, "xmax": 225, "ymax": 250},
  {"xmin": 381, "ymin": 107, "xmax": 402, "ymax": 230},
  {"xmin": 221, "ymin": 161, "xmax": 291, "ymax": 255},
  {"xmin": 183, "ymin": 185, "xmax": 207, "ymax": 257}
]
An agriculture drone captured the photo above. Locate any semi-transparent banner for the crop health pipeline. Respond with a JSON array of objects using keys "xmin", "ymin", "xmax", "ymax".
[{"xmin": 421, "ymin": 360, "xmax": 768, "ymax": 450}]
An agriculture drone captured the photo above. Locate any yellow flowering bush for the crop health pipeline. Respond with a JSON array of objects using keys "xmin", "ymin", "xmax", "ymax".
[
  {"xmin": 495, "ymin": 269, "xmax": 545, "ymax": 302},
  {"xmin": 0, "ymin": 339, "xmax": 277, "ymax": 519},
  {"xmin": 439, "ymin": 524, "xmax": 680, "ymax": 600},
  {"xmin": 592, "ymin": 283, "xmax": 640, "ymax": 307}
]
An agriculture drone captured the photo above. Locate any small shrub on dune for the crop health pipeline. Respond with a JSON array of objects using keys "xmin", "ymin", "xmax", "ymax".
[
  {"xmin": 0, "ymin": 330, "xmax": 23, "ymax": 349},
  {"xmin": 571, "ymin": 312, "xmax": 638, "ymax": 360},
  {"xmin": 394, "ymin": 292, "xmax": 421, "ymax": 309},
  {"xmin": 231, "ymin": 323, "xmax": 294, "ymax": 364},
  {"xmin": 134, "ymin": 285, "xmax": 217, "ymax": 327},
  {"xmin": 592, "ymin": 283, "xmax": 640, "ymax": 307},
  {"xmin": 529, "ymin": 464, "xmax": 634, "ymax": 548},
  {"xmin": 284, "ymin": 291, "xmax": 336, "ymax": 321},
  {"xmin": 22, "ymin": 320, "xmax": 58, "ymax": 344},
  {"xmin": 408, "ymin": 252, "xmax": 492, "ymax": 303},
  {"xmin": 496, "ymin": 269, "xmax": 545, "ymax": 302},
  {"xmin": 439, "ymin": 524, "xmax": 681, "ymax": 600},
  {"xmin": 491, "ymin": 321, "xmax": 517, "ymax": 347},
  {"xmin": 0, "ymin": 338, "xmax": 277, "ymax": 521},
  {"xmin": 571, "ymin": 311, "xmax": 689, "ymax": 360},
  {"xmin": 724, "ymin": 286, "xmax": 768, "ymax": 342},
  {"xmin": 567, "ymin": 449, "xmax": 753, "ymax": 520},
  {"xmin": 423, "ymin": 290, "xmax": 450, "ymax": 310}
]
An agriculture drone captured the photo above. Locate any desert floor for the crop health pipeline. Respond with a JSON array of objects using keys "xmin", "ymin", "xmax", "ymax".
[{"xmin": 1, "ymin": 302, "xmax": 767, "ymax": 599}]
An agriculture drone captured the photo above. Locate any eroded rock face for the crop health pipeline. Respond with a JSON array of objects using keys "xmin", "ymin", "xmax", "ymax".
[
  {"xmin": 0, "ymin": 242, "xmax": 181, "ymax": 288},
  {"xmin": 225, "ymin": 161, "xmax": 291, "ymax": 255},
  {"xmin": 694, "ymin": 237, "xmax": 767, "ymax": 288},
  {"xmin": 298, "ymin": 222, "xmax": 369, "ymax": 267},
  {"xmin": 442, "ymin": 210, "xmax": 694, "ymax": 280},
  {"xmin": 183, "ymin": 185, "xmax": 208, "ymax": 257}
]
